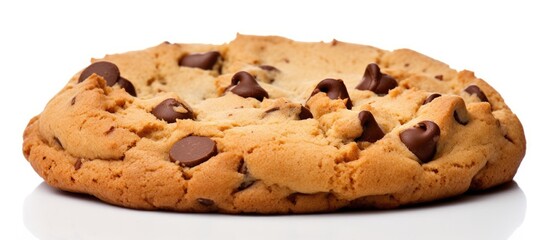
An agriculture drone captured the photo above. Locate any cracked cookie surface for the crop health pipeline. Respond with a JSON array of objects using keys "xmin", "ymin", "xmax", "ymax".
[{"xmin": 23, "ymin": 34, "xmax": 525, "ymax": 213}]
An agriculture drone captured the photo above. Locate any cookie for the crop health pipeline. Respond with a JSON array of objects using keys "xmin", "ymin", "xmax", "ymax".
[{"xmin": 22, "ymin": 34, "xmax": 525, "ymax": 213}]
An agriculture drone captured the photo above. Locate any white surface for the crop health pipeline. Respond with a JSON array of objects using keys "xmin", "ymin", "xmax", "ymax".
[
  {"xmin": 24, "ymin": 182, "xmax": 525, "ymax": 240},
  {"xmin": 1, "ymin": 0, "xmax": 547, "ymax": 239}
]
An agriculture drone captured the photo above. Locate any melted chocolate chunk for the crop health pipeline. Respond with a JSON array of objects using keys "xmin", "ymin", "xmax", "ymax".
[
  {"xmin": 355, "ymin": 63, "xmax": 398, "ymax": 95},
  {"xmin": 152, "ymin": 98, "xmax": 194, "ymax": 123},
  {"xmin": 229, "ymin": 71, "xmax": 269, "ymax": 101},
  {"xmin": 179, "ymin": 51, "xmax": 221, "ymax": 70},
  {"xmin": 311, "ymin": 78, "xmax": 352, "ymax": 109},
  {"xmin": 464, "ymin": 85, "xmax": 489, "ymax": 102},
  {"xmin": 169, "ymin": 136, "xmax": 217, "ymax": 167},
  {"xmin": 423, "ymin": 93, "xmax": 441, "ymax": 105},
  {"xmin": 399, "ymin": 121, "xmax": 440, "ymax": 163},
  {"xmin": 298, "ymin": 106, "xmax": 313, "ymax": 120},
  {"xmin": 355, "ymin": 111, "xmax": 384, "ymax": 143},
  {"xmin": 434, "ymin": 75, "xmax": 443, "ymax": 80},
  {"xmin": 117, "ymin": 77, "xmax": 137, "ymax": 97},
  {"xmin": 78, "ymin": 61, "xmax": 120, "ymax": 86}
]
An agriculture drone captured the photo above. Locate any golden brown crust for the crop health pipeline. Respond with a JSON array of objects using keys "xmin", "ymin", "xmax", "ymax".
[{"xmin": 22, "ymin": 34, "xmax": 525, "ymax": 213}]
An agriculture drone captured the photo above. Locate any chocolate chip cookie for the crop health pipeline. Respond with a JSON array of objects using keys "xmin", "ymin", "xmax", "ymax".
[{"xmin": 22, "ymin": 34, "xmax": 526, "ymax": 213}]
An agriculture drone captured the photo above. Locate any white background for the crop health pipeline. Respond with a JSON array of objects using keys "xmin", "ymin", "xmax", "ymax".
[{"xmin": 1, "ymin": 0, "xmax": 547, "ymax": 239}]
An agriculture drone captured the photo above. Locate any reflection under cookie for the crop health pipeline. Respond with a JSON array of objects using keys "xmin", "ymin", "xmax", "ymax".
[{"xmin": 24, "ymin": 182, "xmax": 525, "ymax": 240}]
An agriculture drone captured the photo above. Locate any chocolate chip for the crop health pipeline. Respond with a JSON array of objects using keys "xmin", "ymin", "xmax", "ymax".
[
  {"xmin": 434, "ymin": 75, "xmax": 444, "ymax": 80},
  {"xmin": 196, "ymin": 198, "xmax": 215, "ymax": 206},
  {"xmin": 259, "ymin": 65, "xmax": 280, "ymax": 72},
  {"xmin": 423, "ymin": 93, "xmax": 441, "ymax": 105},
  {"xmin": 70, "ymin": 96, "xmax": 76, "ymax": 106},
  {"xmin": 311, "ymin": 78, "xmax": 352, "ymax": 109},
  {"xmin": 464, "ymin": 85, "xmax": 489, "ymax": 102},
  {"xmin": 453, "ymin": 110, "xmax": 469, "ymax": 125},
  {"xmin": 454, "ymin": 101, "xmax": 469, "ymax": 125},
  {"xmin": 299, "ymin": 105, "xmax": 313, "ymax": 120},
  {"xmin": 229, "ymin": 71, "xmax": 269, "ymax": 101},
  {"xmin": 399, "ymin": 121, "xmax": 440, "ymax": 162},
  {"xmin": 179, "ymin": 51, "xmax": 221, "ymax": 70},
  {"xmin": 117, "ymin": 77, "xmax": 137, "ymax": 97},
  {"xmin": 74, "ymin": 159, "xmax": 82, "ymax": 170},
  {"xmin": 78, "ymin": 62, "xmax": 137, "ymax": 96},
  {"xmin": 78, "ymin": 61, "xmax": 120, "ymax": 86},
  {"xmin": 169, "ymin": 136, "xmax": 217, "ymax": 167},
  {"xmin": 152, "ymin": 98, "xmax": 194, "ymax": 123},
  {"xmin": 355, "ymin": 111, "xmax": 384, "ymax": 143},
  {"xmin": 355, "ymin": 63, "xmax": 398, "ymax": 95}
]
